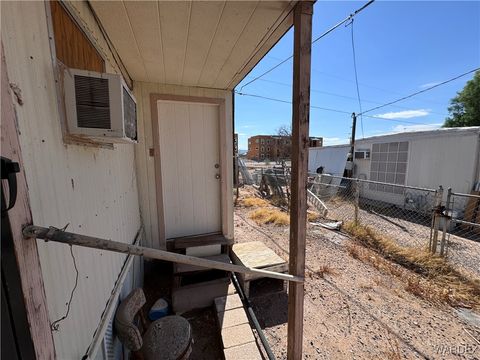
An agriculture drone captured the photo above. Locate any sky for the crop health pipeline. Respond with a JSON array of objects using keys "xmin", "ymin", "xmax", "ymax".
[{"xmin": 234, "ymin": 1, "xmax": 480, "ymax": 150}]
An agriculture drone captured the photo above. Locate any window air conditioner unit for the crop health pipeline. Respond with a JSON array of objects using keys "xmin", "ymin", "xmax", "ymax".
[
  {"xmin": 64, "ymin": 68, "xmax": 137, "ymax": 143},
  {"xmin": 354, "ymin": 150, "xmax": 371, "ymax": 160}
]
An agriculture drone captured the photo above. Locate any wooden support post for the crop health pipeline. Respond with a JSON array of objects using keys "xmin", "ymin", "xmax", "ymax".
[
  {"xmin": 288, "ymin": 2, "xmax": 313, "ymax": 360},
  {"xmin": 1, "ymin": 45, "xmax": 56, "ymax": 359}
]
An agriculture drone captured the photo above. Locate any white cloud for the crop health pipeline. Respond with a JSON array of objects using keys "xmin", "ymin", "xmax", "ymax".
[
  {"xmin": 323, "ymin": 137, "xmax": 349, "ymax": 146},
  {"xmin": 373, "ymin": 109, "xmax": 430, "ymax": 119},
  {"xmin": 367, "ymin": 123, "xmax": 442, "ymax": 138},
  {"xmin": 390, "ymin": 123, "xmax": 442, "ymax": 133},
  {"xmin": 419, "ymin": 82, "xmax": 440, "ymax": 89}
]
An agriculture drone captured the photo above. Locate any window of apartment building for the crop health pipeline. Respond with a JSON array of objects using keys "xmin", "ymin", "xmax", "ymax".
[
  {"xmin": 50, "ymin": 1, "xmax": 105, "ymax": 72},
  {"xmin": 260, "ymin": 154, "xmax": 265, "ymax": 159},
  {"xmin": 255, "ymin": 139, "xmax": 259, "ymax": 143},
  {"xmin": 255, "ymin": 147, "xmax": 258, "ymax": 150},
  {"xmin": 267, "ymin": 139, "xmax": 271, "ymax": 144},
  {"xmin": 267, "ymin": 147, "xmax": 270, "ymax": 151},
  {"xmin": 261, "ymin": 139, "xmax": 265, "ymax": 144},
  {"xmin": 369, "ymin": 141, "xmax": 409, "ymax": 194},
  {"xmin": 261, "ymin": 146, "xmax": 265, "ymax": 152}
]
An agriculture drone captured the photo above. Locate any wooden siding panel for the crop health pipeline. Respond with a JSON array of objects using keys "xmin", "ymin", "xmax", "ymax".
[
  {"xmin": 181, "ymin": 1, "xmax": 225, "ymax": 86},
  {"xmin": 197, "ymin": 1, "xmax": 258, "ymax": 87},
  {"xmin": 213, "ymin": 1, "xmax": 291, "ymax": 88},
  {"xmin": 88, "ymin": 1, "xmax": 146, "ymax": 80},
  {"xmin": 88, "ymin": 1, "xmax": 294, "ymax": 89},
  {"xmin": 158, "ymin": 1, "xmax": 192, "ymax": 85},
  {"xmin": 124, "ymin": 1, "xmax": 165, "ymax": 83},
  {"xmin": 50, "ymin": 1, "xmax": 104, "ymax": 72}
]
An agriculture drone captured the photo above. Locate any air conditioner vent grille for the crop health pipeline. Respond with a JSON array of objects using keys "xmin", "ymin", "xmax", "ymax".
[
  {"xmin": 123, "ymin": 88, "xmax": 137, "ymax": 140},
  {"xmin": 74, "ymin": 75, "xmax": 111, "ymax": 129}
]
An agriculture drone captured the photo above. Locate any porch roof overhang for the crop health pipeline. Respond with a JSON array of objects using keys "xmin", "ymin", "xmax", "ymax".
[{"xmin": 89, "ymin": 1, "xmax": 297, "ymax": 90}]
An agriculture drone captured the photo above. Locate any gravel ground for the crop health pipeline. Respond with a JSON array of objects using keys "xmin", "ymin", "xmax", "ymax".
[
  {"xmin": 321, "ymin": 198, "xmax": 480, "ymax": 278},
  {"xmin": 234, "ymin": 189, "xmax": 480, "ymax": 359}
]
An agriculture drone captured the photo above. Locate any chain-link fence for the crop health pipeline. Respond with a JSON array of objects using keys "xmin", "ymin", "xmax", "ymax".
[
  {"xmin": 442, "ymin": 190, "xmax": 480, "ymax": 277},
  {"xmin": 238, "ymin": 165, "xmax": 480, "ymax": 277},
  {"xmin": 309, "ymin": 174, "xmax": 439, "ymax": 250}
]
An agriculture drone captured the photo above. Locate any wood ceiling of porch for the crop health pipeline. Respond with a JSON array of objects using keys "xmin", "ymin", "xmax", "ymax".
[{"xmin": 90, "ymin": 1, "xmax": 296, "ymax": 90}]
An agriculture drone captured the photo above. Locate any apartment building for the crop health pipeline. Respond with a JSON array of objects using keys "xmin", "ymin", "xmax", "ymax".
[{"xmin": 247, "ymin": 135, "xmax": 323, "ymax": 161}]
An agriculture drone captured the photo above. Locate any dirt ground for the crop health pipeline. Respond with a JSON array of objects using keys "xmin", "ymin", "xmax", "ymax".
[{"xmin": 234, "ymin": 189, "xmax": 480, "ymax": 359}]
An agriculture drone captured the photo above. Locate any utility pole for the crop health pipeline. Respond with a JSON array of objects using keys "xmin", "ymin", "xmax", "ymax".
[{"xmin": 348, "ymin": 112, "xmax": 357, "ymax": 177}]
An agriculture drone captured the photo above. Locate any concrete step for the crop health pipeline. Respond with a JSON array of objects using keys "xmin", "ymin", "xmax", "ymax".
[{"xmin": 214, "ymin": 293, "xmax": 263, "ymax": 359}]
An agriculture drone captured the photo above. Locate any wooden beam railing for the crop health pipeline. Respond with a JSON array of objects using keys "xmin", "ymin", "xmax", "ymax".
[{"xmin": 23, "ymin": 225, "xmax": 303, "ymax": 284}]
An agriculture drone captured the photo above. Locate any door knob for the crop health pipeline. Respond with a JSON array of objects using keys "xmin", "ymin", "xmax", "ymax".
[
  {"xmin": 215, "ymin": 174, "xmax": 221, "ymax": 179},
  {"xmin": 214, "ymin": 163, "xmax": 220, "ymax": 169}
]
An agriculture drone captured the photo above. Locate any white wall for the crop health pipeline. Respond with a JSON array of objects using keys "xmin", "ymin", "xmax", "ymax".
[
  {"xmin": 354, "ymin": 131, "xmax": 480, "ymax": 193},
  {"xmin": 1, "ymin": 2, "xmax": 141, "ymax": 358},
  {"xmin": 134, "ymin": 81, "xmax": 234, "ymax": 249}
]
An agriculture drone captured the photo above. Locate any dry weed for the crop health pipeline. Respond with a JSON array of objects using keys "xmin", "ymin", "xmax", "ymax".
[
  {"xmin": 315, "ymin": 264, "xmax": 337, "ymax": 278},
  {"xmin": 249, "ymin": 208, "xmax": 290, "ymax": 226},
  {"xmin": 241, "ymin": 197, "xmax": 269, "ymax": 208},
  {"xmin": 307, "ymin": 211, "xmax": 321, "ymax": 222},
  {"xmin": 344, "ymin": 222, "xmax": 480, "ymax": 309},
  {"xmin": 384, "ymin": 335, "xmax": 402, "ymax": 360}
]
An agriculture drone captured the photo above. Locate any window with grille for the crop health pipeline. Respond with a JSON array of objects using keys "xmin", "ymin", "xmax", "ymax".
[{"xmin": 369, "ymin": 141, "xmax": 408, "ymax": 194}]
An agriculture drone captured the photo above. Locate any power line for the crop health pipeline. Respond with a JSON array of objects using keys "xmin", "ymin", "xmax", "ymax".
[
  {"xmin": 359, "ymin": 67, "xmax": 480, "ymax": 116},
  {"xmin": 249, "ymin": 77, "xmax": 449, "ymax": 117},
  {"xmin": 235, "ymin": 91, "xmax": 431, "ymax": 125},
  {"xmin": 235, "ymin": 91, "xmax": 351, "ymax": 114},
  {"xmin": 349, "ymin": 19, "xmax": 365, "ymax": 138},
  {"xmin": 239, "ymin": 0, "xmax": 375, "ymax": 91}
]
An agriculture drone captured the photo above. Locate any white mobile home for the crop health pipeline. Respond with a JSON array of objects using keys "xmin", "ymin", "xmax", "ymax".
[
  {"xmin": 1, "ymin": 1, "xmax": 314, "ymax": 359},
  {"xmin": 309, "ymin": 127, "xmax": 480, "ymax": 209}
]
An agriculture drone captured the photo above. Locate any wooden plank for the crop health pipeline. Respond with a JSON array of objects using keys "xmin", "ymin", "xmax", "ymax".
[
  {"xmin": 174, "ymin": 253, "xmax": 231, "ymax": 274},
  {"xmin": 123, "ymin": 1, "xmax": 165, "ymax": 82},
  {"xmin": 243, "ymin": 263, "xmax": 289, "ymax": 282},
  {"xmin": 197, "ymin": 1, "xmax": 258, "ymax": 87},
  {"xmin": 213, "ymin": 1, "xmax": 293, "ymax": 88},
  {"xmin": 181, "ymin": 1, "xmax": 226, "ymax": 86},
  {"xmin": 158, "ymin": 1, "xmax": 192, "ymax": 85},
  {"xmin": 24, "ymin": 225, "xmax": 304, "ymax": 283},
  {"xmin": 49, "ymin": 1, "xmax": 104, "ymax": 72},
  {"xmin": 171, "ymin": 233, "xmax": 232, "ymax": 250},
  {"xmin": 1, "ymin": 45, "xmax": 56, "ymax": 359},
  {"xmin": 88, "ymin": 1, "xmax": 146, "ymax": 80},
  {"xmin": 288, "ymin": 2, "xmax": 313, "ymax": 359}
]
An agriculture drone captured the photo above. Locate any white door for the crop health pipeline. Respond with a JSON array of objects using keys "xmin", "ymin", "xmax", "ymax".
[{"xmin": 157, "ymin": 100, "xmax": 221, "ymax": 239}]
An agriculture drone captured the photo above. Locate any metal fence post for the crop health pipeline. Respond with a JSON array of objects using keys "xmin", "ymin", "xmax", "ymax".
[
  {"xmin": 440, "ymin": 188, "xmax": 452, "ymax": 256},
  {"xmin": 354, "ymin": 179, "xmax": 360, "ymax": 225},
  {"xmin": 430, "ymin": 185, "xmax": 443, "ymax": 253}
]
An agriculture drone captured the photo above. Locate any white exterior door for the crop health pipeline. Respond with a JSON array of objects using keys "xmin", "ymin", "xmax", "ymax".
[{"xmin": 157, "ymin": 100, "xmax": 221, "ymax": 239}]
